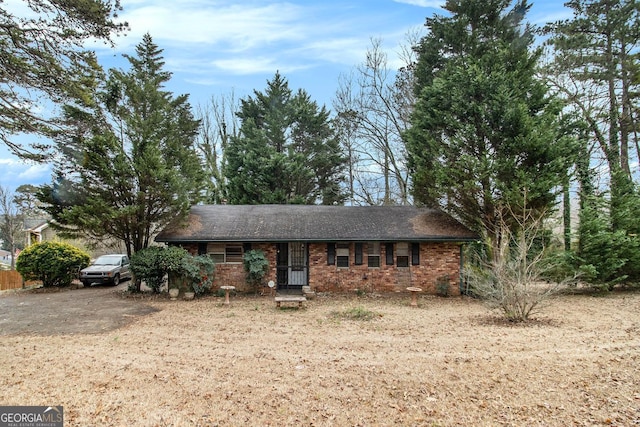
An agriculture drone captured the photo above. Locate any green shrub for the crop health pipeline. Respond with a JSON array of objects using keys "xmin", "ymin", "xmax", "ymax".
[
  {"xmin": 243, "ymin": 249, "xmax": 269, "ymax": 292},
  {"xmin": 576, "ymin": 190, "xmax": 640, "ymax": 290},
  {"xmin": 131, "ymin": 246, "xmax": 189, "ymax": 293},
  {"xmin": 131, "ymin": 247, "xmax": 168, "ymax": 293},
  {"xmin": 16, "ymin": 241, "xmax": 90, "ymax": 287},
  {"xmin": 131, "ymin": 246, "xmax": 215, "ymax": 295},
  {"xmin": 182, "ymin": 254, "xmax": 215, "ymax": 295}
]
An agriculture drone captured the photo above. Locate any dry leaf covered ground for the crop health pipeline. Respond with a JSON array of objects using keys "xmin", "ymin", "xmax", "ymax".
[{"xmin": 1, "ymin": 287, "xmax": 639, "ymax": 426}]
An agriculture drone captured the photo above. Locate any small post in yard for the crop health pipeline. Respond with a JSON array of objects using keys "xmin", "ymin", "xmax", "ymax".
[
  {"xmin": 220, "ymin": 285, "xmax": 235, "ymax": 306},
  {"xmin": 406, "ymin": 287, "xmax": 423, "ymax": 307}
]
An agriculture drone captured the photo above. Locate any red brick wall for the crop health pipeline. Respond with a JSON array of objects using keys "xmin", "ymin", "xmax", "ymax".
[
  {"xmin": 308, "ymin": 242, "xmax": 461, "ymax": 295},
  {"xmin": 177, "ymin": 241, "xmax": 462, "ymax": 295},
  {"xmin": 179, "ymin": 242, "xmax": 276, "ymax": 292}
]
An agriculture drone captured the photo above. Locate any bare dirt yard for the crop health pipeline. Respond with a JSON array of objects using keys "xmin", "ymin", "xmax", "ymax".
[{"xmin": 1, "ymin": 286, "xmax": 639, "ymax": 426}]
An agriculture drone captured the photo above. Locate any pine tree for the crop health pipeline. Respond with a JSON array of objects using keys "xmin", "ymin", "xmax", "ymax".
[
  {"xmin": 0, "ymin": 0, "xmax": 126, "ymax": 159},
  {"xmin": 544, "ymin": 0, "xmax": 640, "ymax": 184},
  {"xmin": 406, "ymin": 0, "xmax": 574, "ymax": 261},
  {"xmin": 225, "ymin": 72, "xmax": 347, "ymax": 205},
  {"xmin": 544, "ymin": 0, "xmax": 640, "ymax": 287},
  {"xmin": 38, "ymin": 34, "xmax": 203, "ymax": 270}
]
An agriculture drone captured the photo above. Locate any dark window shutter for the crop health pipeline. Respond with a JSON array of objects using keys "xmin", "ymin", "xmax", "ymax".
[
  {"xmin": 355, "ymin": 242, "xmax": 363, "ymax": 265},
  {"xmin": 385, "ymin": 243, "xmax": 394, "ymax": 265},
  {"xmin": 198, "ymin": 243, "xmax": 207, "ymax": 255},
  {"xmin": 411, "ymin": 242, "xmax": 420, "ymax": 265},
  {"xmin": 327, "ymin": 242, "xmax": 335, "ymax": 265},
  {"xmin": 243, "ymin": 243, "xmax": 252, "ymax": 253}
]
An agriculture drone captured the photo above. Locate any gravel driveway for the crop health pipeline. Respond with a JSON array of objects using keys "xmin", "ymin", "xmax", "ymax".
[{"xmin": 0, "ymin": 283, "xmax": 158, "ymax": 336}]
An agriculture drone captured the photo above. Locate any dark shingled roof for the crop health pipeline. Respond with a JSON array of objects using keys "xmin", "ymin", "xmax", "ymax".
[{"xmin": 155, "ymin": 205, "xmax": 479, "ymax": 243}]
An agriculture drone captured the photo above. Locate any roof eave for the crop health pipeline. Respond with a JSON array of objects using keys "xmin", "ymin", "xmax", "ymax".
[{"xmin": 155, "ymin": 237, "xmax": 479, "ymax": 243}]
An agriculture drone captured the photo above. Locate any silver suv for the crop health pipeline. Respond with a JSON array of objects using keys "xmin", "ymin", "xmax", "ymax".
[{"xmin": 80, "ymin": 254, "xmax": 132, "ymax": 287}]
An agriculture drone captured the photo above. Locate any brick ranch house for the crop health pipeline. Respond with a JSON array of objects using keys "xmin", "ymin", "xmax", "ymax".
[{"xmin": 155, "ymin": 205, "xmax": 479, "ymax": 295}]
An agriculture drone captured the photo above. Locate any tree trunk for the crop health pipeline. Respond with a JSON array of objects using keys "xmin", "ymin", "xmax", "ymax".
[
  {"xmin": 383, "ymin": 150, "xmax": 391, "ymax": 205},
  {"xmin": 563, "ymin": 182, "xmax": 571, "ymax": 252},
  {"xmin": 10, "ymin": 242, "xmax": 16, "ymax": 270}
]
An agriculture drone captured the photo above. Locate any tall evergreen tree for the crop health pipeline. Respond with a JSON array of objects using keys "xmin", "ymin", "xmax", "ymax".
[
  {"xmin": 225, "ymin": 72, "xmax": 347, "ymax": 205},
  {"xmin": 406, "ymin": 0, "xmax": 574, "ymax": 261},
  {"xmin": 38, "ymin": 34, "xmax": 203, "ymax": 269},
  {"xmin": 543, "ymin": 1, "xmax": 640, "ymax": 287},
  {"xmin": 544, "ymin": 0, "xmax": 640, "ymax": 227},
  {"xmin": 0, "ymin": 0, "xmax": 126, "ymax": 159}
]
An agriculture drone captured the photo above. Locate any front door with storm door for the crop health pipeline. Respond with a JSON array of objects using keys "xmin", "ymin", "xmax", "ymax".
[{"xmin": 276, "ymin": 242, "xmax": 308, "ymax": 291}]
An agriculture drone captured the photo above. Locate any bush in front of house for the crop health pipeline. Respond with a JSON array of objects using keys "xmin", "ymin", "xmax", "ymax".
[
  {"xmin": 130, "ymin": 246, "xmax": 215, "ymax": 295},
  {"xmin": 130, "ymin": 246, "xmax": 169, "ymax": 293},
  {"xmin": 16, "ymin": 241, "xmax": 90, "ymax": 288},
  {"xmin": 243, "ymin": 249, "xmax": 268, "ymax": 293},
  {"xmin": 181, "ymin": 254, "xmax": 215, "ymax": 295}
]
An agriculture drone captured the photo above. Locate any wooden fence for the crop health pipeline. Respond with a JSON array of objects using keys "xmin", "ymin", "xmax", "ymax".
[{"xmin": 0, "ymin": 270, "xmax": 38, "ymax": 291}]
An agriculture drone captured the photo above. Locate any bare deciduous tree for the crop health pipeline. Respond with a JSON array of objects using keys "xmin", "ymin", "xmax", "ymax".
[
  {"xmin": 465, "ymin": 192, "xmax": 579, "ymax": 322},
  {"xmin": 196, "ymin": 92, "xmax": 241, "ymax": 204},
  {"xmin": 0, "ymin": 186, "xmax": 25, "ymax": 270},
  {"xmin": 333, "ymin": 30, "xmax": 422, "ymax": 205}
]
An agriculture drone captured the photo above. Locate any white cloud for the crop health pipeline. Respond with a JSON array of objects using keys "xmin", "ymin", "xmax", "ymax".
[
  {"xmin": 209, "ymin": 57, "xmax": 277, "ymax": 75},
  {"xmin": 0, "ymin": 158, "xmax": 20, "ymax": 167},
  {"xmin": 109, "ymin": 1, "xmax": 308, "ymax": 52},
  {"xmin": 96, "ymin": 1, "xmax": 418, "ymax": 74},
  {"xmin": 392, "ymin": 0, "xmax": 444, "ymax": 8},
  {"xmin": 0, "ymin": 157, "xmax": 50, "ymax": 192},
  {"xmin": 17, "ymin": 163, "xmax": 50, "ymax": 181},
  {"xmin": 3, "ymin": 0, "xmax": 43, "ymax": 18},
  {"xmin": 296, "ymin": 37, "xmax": 368, "ymax": 65}
]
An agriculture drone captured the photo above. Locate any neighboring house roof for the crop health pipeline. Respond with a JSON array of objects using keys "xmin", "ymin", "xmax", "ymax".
[
  {"xmin": 24, "ymin": 218, "xmax": 52, "ymax": 232},
  {"xmin": 156, "ymin": 205, "xmax": 479, "ymax": 243},
  {"xmin": 26, "ymin": 222, "xmax": 49, "ymax": 233}
]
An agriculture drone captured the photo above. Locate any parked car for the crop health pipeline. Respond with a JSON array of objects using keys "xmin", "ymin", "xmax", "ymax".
[{"xmin": 80, "ymin": 254, "xmax": 132, "ymax": 287}]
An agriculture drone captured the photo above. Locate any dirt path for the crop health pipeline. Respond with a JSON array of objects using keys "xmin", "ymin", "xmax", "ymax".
[{"xmin": 0, "ymin": 284, "xmax": 158, "ymax": 336}]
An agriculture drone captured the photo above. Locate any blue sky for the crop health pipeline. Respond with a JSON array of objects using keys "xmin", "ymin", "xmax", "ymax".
[{"xmin": 0, "ymin": 0, "xmax": 572, "ymax": 195}]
